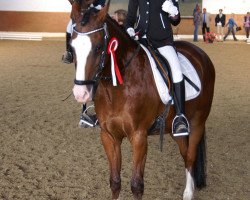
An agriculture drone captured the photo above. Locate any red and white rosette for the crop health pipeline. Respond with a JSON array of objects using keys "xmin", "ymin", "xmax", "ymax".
[{"xmin": 108, "ymin": 37, "xmax": 123, "ymax": 86}]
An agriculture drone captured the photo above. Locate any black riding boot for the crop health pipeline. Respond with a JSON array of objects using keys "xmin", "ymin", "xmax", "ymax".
[
  {"xmin": 172, "ymin": 80, "xmax": 190, "ymax": 137},
  {"xmin": 62, "ymin": 32, "xmax": 73, "ymax": 64}
]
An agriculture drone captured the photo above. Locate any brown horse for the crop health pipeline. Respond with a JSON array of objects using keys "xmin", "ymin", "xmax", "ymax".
[{"xmin": 71, "ymin": 1, "xmax": 215, "ymax": 199}]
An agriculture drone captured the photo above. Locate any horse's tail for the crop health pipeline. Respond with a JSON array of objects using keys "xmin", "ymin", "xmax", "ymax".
[{"xmin": 193, "ymin": 130, "xmax": 207, "ymax": 189}]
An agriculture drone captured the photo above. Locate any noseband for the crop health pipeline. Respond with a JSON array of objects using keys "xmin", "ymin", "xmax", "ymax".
[{"xmin": 73, "ymin": 23, "xmax": 109, "ymax": 86}]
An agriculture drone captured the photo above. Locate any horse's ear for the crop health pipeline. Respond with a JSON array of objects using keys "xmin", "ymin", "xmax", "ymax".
[
  {"xmin": 97, "ymin": 0, "xmax": 110, "ymax": 22},
  {"xmin": 71, "ymin": 2, "xmax": 81, "ymax": 23}
]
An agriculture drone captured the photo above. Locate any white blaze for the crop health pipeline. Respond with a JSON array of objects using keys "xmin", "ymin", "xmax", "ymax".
[{"xmin": 71, "ymin": 34, "xmax": 92, "ymax": 81}]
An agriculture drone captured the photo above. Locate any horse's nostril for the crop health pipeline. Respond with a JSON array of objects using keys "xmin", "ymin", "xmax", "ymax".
[{"xmin": 86, "ymin": 85, "xmax": 93, "ymax": 93}]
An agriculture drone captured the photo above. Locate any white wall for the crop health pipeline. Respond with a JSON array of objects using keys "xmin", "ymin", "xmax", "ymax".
[
  {"xmin": 0, "ymin": 0, "xmax": 71, "ymax": 12},
  {"xmin": 202, "ymin": 0, "xmax": 250, "ymax": 14}
]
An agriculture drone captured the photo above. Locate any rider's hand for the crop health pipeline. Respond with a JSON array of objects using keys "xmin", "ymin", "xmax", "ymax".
[
  {"xmin": 127, "ymin": 28, "xmax": 139, "ymax": 40},
  {"xmin": 127, "ymin": 27, "xmax": 135, "ymax": 37},
  {"xmin": 162, "ymin": 0, "xmax": 179, "ymax": 17}
]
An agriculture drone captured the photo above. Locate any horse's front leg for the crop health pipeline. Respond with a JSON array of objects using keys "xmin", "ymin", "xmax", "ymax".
[
  {"xmin": 130, "ymin": 131, "xmax": 148, "ymax": 200},
  {"xmin": 101, "ymin": 131, "xmax": 122, "ymax": 200}
]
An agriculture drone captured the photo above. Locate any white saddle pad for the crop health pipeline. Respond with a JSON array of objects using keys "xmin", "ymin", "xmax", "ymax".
[{"xmin": 140, "ymin": 44, "xmax": 201, "ymax": 104}]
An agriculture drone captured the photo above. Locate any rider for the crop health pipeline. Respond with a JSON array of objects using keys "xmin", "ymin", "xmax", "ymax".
[
  {"xmin": 62, "ymin": 0, "xmax": 106, "ymax": 64},
  {"xmin": 61, "ymin": 0, "xmax": 75, "ymax": 64},
  {"xmin": 125, "ymin": 0, "xmax": 189, "ymax": 137}
]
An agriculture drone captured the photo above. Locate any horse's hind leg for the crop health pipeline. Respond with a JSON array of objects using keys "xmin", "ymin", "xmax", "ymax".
[
  {"xmin": 130, "ymin": 131, "xmax": 148, "ymax": 200},
  {"xmin": 101, "ymin": 131, "xmax": 122, "ymax": 200},
  {"xmin": 173, "ymin": 136, "xmax": 193, "ymax": 200},
  {"xmin": 175, "ymin": 125, "xmax": 206, "ymax": 200}
]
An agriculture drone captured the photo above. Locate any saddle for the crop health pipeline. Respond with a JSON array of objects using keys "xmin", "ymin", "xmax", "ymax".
[
  {"xmin": 147, "ymin": 45, "xmax": 174, "ymax": 95},
  {"xmin": 139, "ymin": 40, "xmax": 201, "ymax": 105},
  {"xmin": 139, "ymin": 40, "xmax": 201, "ymax": 138}
]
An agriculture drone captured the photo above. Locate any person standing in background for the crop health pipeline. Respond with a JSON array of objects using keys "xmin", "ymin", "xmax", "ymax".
[
  {"xmin": 243, "ymin": 12, "xmax": 250, "ymax": 40},
  {"xmin": 201, "ymin": 8, "xmax": 211, "ymax": 42},
  {"xmin": 215, "ymin": 9, "xmax": 226, "ymax": 41},
  {"xmin": 224, "ymin": 13, "xmax": 238, "ymax": 41},
  {"xmin": 193, "ymin": 4, "xmax": 201, "ymax": 42}
]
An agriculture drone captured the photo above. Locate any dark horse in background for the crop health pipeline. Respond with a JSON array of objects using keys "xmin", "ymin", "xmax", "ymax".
[{"xmin": 70, "ymin": 0, "xmax": 215, "ymax": 199}]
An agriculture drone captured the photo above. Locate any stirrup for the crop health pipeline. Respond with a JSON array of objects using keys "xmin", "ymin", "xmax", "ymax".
[
  {"xmin": 172, "ymin": 114, "xmax": 190, "ymax": 137},
  {"xmin": 62, "ymin": 51, "xmax": 73, "ymax": 64},
  {"xmin": 79, "ymin": 113, "xmax": 98, "ymax": 128},
  {"xmin": 79, "ymin": 105, "xmax": 98, "ymax": 128}
]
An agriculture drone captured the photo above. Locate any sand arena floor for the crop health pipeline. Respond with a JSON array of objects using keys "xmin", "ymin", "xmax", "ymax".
[{"xmin": 0, "ymin": 39, "xmax": 249, "ymax": 200}]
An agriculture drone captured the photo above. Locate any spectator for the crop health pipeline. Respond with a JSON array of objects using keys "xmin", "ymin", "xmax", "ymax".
[
  {"xmin": 224, "ymin": 13, "xmax": 238, "ymax": 41},
  {"xmin": 193, "ymin": 4, "xmax": 201, "ymax": 42},
  {"xmin": 201, "ymin": 8, "xmax": 211, "ymax": 42},
  {"xmin": 215, "ymin": 9, "xmax": 226, "ymax": 41},
  {"xmin": 113, "ymin": 9, "xmax": 127, "ymax": 26},
  {"xmin": 192, "ymin": 3, "xmax": 198, "ymax": 16},
  {"xmin": 243, "ymin": 12, "xmax": 250, "ymax": 40}
]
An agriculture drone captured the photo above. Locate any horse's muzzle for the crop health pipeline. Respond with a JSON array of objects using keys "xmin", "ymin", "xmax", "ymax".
[{"xmin": 73, "ymin": 84, "xmax": 93, "ymax": 103}]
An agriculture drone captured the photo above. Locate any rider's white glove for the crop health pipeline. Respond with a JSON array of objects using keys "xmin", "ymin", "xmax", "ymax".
[
  {"xmin": 127, "ymin": 27, "xmax": 139, "ymax": 40},
  {"xmin": 162, "ymin": 0, "xmax": 179, "ymax": 17},
  {"xmin": 127, "ymin": 27, "xmax": 135, "ymax": 37}
]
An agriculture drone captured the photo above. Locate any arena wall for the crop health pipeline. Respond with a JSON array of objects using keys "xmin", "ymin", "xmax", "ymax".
[
  {"xmin": 0, "ymin": 11, "xmax": 69, "ymax": 32},
  {"xmin": 0, "ymin": 0, "xmax": 247, "ymax": 37},
  {"xmin": 202, "ymin": 0, "xmax": 250, "ymax": 14}
]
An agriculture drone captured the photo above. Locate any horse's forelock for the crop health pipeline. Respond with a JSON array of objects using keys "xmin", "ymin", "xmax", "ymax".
[{"xmin": 81, "ymin": 7, "xmax": 99, "ymax": 26}]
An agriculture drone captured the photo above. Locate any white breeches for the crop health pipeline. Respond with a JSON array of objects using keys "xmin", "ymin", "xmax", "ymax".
[
  {"xmin": 158, "ymin": 45, "xmax": 183, "ymax": 83},
  {"xmin": 66, "ymin": 19, "xmax": 73, "ymax": 34}
]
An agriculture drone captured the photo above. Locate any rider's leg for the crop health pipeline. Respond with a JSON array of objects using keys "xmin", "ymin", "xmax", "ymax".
[
  {"xmin": 62, "ymin": 19, "xmax": 73, "ymax": 64},
  {"xmin": 158, "ymin": 45, "xmax": 189, "ymax": 137}
]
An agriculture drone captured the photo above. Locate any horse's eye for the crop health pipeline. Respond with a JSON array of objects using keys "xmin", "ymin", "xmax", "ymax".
[{"xmin": 94, "ymin": 44, "xmax": 103, "ymax": 54}]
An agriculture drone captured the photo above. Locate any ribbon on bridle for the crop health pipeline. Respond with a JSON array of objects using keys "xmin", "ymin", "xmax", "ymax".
[{"xmin": 108, "ymin": 37, "xmax": 123, "ymax": 86}]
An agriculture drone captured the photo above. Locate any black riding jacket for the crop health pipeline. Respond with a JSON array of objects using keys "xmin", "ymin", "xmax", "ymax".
[{"xmin": 126, "ymin": 0, "xmax": 181, "ymax": 48}]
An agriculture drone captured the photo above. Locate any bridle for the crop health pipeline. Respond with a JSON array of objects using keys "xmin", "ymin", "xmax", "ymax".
[
  {"xmin": 73, "ymin": 22, "xmax": 109, "ymax": 86},
  {"xmin": 72, "ymin": 16, "xmax": 141, "ymax": 90}
]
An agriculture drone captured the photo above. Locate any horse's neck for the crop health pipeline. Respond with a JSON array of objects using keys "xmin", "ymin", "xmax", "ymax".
[
  {"xmin": 105, "ymin": 18, "xmax": 138, "ymax": 72},
  {"xmin": 106, "ymin": 17, "xmax": 136, "ymax": 49}
]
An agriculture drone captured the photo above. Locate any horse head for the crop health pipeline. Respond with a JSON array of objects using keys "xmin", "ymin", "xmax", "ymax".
[{"xmin": 71, "ymin": 0, "xmax": 110, "ymax": 103}]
